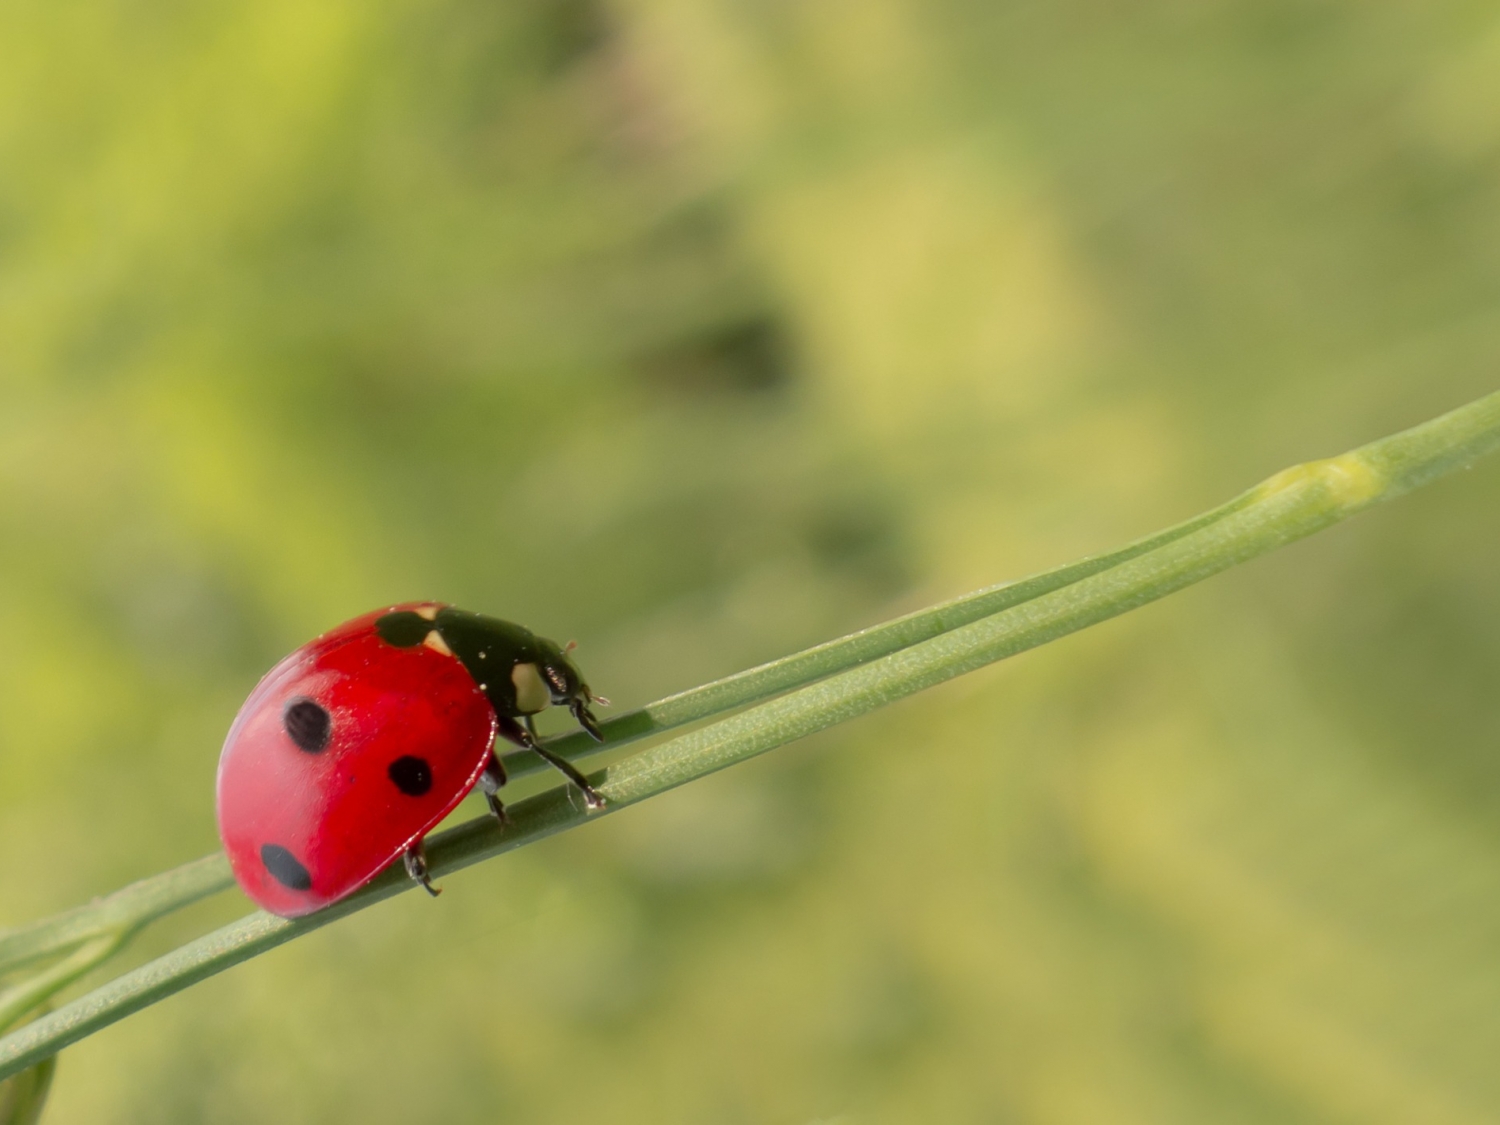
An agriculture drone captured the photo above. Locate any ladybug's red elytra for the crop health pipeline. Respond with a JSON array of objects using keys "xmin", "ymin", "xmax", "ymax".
[{"xmin": 216, "ymin": 603, "xmax": 607, "ymax": 917}]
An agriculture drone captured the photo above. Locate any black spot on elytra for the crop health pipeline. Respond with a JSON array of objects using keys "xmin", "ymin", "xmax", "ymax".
[
  {"xmin": 388, "ymin": 756, "xmax": 433, "ymax": 796},
  {"xmin": 283, "ymin": 698, "xmax": 331, "ymax": 753},
  {"xmin": 376, "ymin": 611, "xmax": 432, "ymax": 647},
  {"xmin": 260, "ymin": 844, "xmax": 312, "ymax": 891}
]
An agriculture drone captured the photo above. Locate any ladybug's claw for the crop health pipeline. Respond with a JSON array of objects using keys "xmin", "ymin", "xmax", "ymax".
[
  {"xmin": 479, "ymin": 752, "xmax": 509, "ymax": 826},
  {"xmin": 404, "ymin": 843, "xmax": 441, "ymax": 898},
  {"xmin": 485, "ymin": 791, "xmax": 509, "ymax": 826},
  {"xmin": 570, "ymin": 698, "xmax": 605, "ymax": 743},
  {"xmin": 529, "ymin": 740, "xmax": 607, "ymax": 811}
]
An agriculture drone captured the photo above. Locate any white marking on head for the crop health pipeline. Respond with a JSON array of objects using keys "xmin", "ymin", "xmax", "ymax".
[
  {"xmin": 423, "ymin": 630, "xmax": 454, "ymax": 657},
  {"xmin": 415, "ymin": 605, "xmax": 439, "ymax": 621},
  {"xmin": 511, "ymin": 662, "xmax": 551, "ymax": 714}
]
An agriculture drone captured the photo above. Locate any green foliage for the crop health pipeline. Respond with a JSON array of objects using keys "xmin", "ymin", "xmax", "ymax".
[{"xmin": 0, "ymin": 1052, "xmax": 54, "ymax": 1125}]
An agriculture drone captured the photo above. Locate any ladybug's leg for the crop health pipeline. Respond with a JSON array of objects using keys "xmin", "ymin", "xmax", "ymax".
[
  {"xmin": 403, "ymin": 841, "xmax": 441, "ymax": 898},
  {"xmin": 497, "ymin": 714, "xmax": 605, "ymax": 811},
  {"xmin": 479, "ymin": 752, "xmax": 509, "ymax": 825},
  {"xmin": 569, "ymin": 698, "xmax": 605, "ymax": 742}
]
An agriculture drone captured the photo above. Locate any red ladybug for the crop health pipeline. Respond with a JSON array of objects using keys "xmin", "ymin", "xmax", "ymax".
[{"xmin": 216, "ymin": 603, "xmax": 606, "ymax": 917}]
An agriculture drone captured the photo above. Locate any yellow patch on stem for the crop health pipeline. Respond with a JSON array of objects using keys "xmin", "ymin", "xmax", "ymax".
[{"xmin": 1254, "ymin": 452, "xmax": 1384, "ymax": 511}]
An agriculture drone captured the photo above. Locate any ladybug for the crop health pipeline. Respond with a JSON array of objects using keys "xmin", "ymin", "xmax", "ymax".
[{"xmin": 215, "ymin": 603, "xmax": 607, "ymax": 918}]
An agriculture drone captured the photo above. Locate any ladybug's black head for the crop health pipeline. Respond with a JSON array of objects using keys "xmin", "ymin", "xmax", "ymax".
[{"xmin": 536, "ymin": 636, "xmax": 605, "ymax": 742}]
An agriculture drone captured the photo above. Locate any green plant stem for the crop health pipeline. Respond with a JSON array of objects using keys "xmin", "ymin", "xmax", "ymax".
[
  {"xmin": 0, "ymin": 389, "xmax": 1497, "ymax": 1081},
  {"xmin": 500, "ymin": 474, "xmax": 1262, "ymax": 779},
  {"xmin": 0, "ymin": 446, "xmax": 1270, "ymax": 973},
  {"xmin": 0, "ymin": 936, "xmax": 124, "ymax": 1036},
  {"xmin": 0, "ymin": 858, "xmax": 230, "ymax": 979}
]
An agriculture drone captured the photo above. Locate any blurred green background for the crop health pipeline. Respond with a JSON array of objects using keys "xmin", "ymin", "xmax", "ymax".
[{"xmin": 3, "ymin": 0, "xmax": 1500, "ymax": 1121}]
